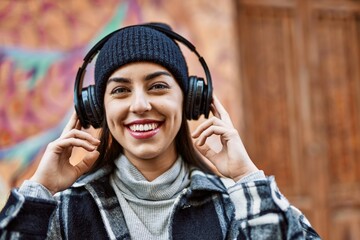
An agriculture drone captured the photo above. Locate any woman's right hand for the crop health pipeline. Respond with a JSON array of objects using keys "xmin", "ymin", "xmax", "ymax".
[{"xmin": 30, "ymin": 111, "xmax": 100, "ymax": 195}]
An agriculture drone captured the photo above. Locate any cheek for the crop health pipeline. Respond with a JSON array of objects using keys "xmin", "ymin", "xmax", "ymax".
[
  {"xmin": 162, "ymin": 95, "xmax": 183, "ymax": 117},
  {"xmin": 176, "ymin": 94, "xmax": 184, "ymax": 115},
  {"xmin": 104, "ymin": 101, "xmax": 126, "ymax": 129},
  {"xmin": 171, "ymin": 88, "xmax": 184, "ymax": 109}
]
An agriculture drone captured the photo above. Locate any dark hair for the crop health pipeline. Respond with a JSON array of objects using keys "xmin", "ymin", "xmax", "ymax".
[{"xmin": 90, "ymin": 109, "xmax": 215, "ymax": 175}]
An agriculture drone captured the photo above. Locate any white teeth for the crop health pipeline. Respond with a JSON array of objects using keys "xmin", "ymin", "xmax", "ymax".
[{"xmin": 129, "ymin": 123, "xmax": 158, "ymax": 132}]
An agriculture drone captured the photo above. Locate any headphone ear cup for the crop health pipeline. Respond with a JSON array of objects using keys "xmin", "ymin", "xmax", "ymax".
[
  {"xmin": 203, "ymin": 83, "xmax": 211, "ymax": 119},
  {"xmin": 81, "ymin": 85, "xmax": 102, "ymax": 128},
  {"xmin": 88, "ymin": 85, "xmax": 103, "ymax": 128},
  {"xmin": 186, "ymin": 76, "xmax": 206, "ymax": 120},
  {"xmin": 185, "ymin": 77, "xmax": 196, "ymax": 120}
]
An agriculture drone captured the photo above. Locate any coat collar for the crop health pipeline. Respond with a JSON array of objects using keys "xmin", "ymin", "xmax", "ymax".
[
  {"xmin": 72, "ymin": 164, "xmax": 114, "ymax": 188},
  {"xmin": 69, "ymin": 164, "xmax": 227, "ymax": 240},
  {"xmin": 187, "ymin": 169, "xmax": 227, "ymax": 193}
]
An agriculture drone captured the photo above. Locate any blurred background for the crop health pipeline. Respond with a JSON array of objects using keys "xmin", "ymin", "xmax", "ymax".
[{"xmin": 0, "ymin": 0, "xmax": 359, "ymax": 239}]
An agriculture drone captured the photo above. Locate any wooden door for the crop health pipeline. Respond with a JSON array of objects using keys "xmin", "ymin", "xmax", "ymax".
[{"xmin": 235, "ymin": 0, "xmax": 360, "ymax": 239}]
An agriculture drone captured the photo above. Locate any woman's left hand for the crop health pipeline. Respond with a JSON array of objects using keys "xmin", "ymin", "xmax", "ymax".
[{"xmin": 192, "ymin": 96, "xmax": 258, "ymax": 182}]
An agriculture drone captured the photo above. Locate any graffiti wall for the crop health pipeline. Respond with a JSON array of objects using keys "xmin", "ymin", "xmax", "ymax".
[{"xmin": 0, "ymin": 0, "xmax": 240, "ymax": 207}]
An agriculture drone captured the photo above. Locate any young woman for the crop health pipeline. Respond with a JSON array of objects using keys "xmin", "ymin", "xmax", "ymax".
[{"xmin": 0, "ymin": 23, "xmax": 320, "ymax": 239}]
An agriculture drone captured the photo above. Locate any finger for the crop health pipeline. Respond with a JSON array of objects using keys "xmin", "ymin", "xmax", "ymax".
[
  {"xmin": 73, "ymin": 150, "xmax": 100, "ymax": 177},
  {"xmin": 61, "ymin": 129, "xmax": 100, "ymax": 145},
  {"xmin": 195, "ymin": 126, "xmax": 228, "ymax": 146},
  {"xmin": 210, "ymin": 103, "xmax": 220, "ymax": 119},
  {"xmin": 212, "ymin": 95, "xmax": 234, "ymax": 127},
  {"xmin": 54, "ymin": 138, "xmax": 99, "ymax": 153},
  {"xmin": 192, "ymin": 117, "xmax": 227, "ymax": 138},
  {"xmin": 194, "ymin": 143, "xmax": 217, "ymax": 160},
  {"xmin": 61, "ymin": 111, "xmax": 78, "ymax": 137},
  {"xmin": 74, "ymin": 116, "xmax": 82, "ymax": 130}
]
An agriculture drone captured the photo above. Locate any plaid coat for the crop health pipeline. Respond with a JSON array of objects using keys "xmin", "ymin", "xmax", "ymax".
[{"xmin": 0, "ymin": 165, "xmax": 320, "ymax": 239}]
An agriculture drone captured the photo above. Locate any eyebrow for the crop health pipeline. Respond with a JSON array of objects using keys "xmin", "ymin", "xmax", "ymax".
[
  {"xmin": 107, "ymin": 77, "xmax": 130, "ymax": 85},
  {"xmin": 144, "ymin": 71, "xmax": 172, "ymax": 81},
  {"xmin": 107, "ymin": 71, "xmax": 172, "ymax": 85}
]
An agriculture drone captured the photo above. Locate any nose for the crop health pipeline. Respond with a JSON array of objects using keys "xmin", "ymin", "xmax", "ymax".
[{"xmin": 129, "ymin": 90, "xmax": 151, "ymax": 114}]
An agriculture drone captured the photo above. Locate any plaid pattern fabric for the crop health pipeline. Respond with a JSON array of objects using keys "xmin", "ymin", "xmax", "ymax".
[{"xmin": 0, "ymin": 165, "xmax": 321, "ymax": 239}]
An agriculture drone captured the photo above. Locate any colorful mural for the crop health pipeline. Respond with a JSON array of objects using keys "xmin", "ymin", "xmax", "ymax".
[
  {"xmin": 0, "ymin": 0, "xmax": 239, "ymax": 208},
  {"xmin": 0, "ymin": 0, "xmax": 130, "ymax": 207}
]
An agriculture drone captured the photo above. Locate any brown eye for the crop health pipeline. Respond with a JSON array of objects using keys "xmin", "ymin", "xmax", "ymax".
[
  {"xmin": 111, "ymin": 87, "xmax": 130, "ymax": 94},
  {"xmin": 149, "ymin": 83, "xmax": 169, "ymax": 90}
]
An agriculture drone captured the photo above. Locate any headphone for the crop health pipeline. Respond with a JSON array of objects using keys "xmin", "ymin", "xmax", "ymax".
[{"xmin": 74, "ymin": 23, "xmax": 213, "ymax": 129}]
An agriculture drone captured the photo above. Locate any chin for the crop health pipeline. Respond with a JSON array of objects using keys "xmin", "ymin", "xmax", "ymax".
[{"xmin": 125, "ymin": 147, "xmax": 164, "ymax": 160}]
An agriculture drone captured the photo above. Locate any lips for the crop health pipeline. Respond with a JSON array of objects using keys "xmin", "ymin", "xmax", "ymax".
[{"xmin": 125, "ymin": 120, "xmax": 163, "ymax": 139}]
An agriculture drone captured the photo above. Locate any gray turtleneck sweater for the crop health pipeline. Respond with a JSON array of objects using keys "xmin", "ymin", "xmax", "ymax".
[{"xmin": 109, "ymin": 155, "xmax": 190, "ymax": 240}]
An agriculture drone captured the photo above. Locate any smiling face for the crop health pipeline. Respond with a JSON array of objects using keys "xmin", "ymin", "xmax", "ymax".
[{"xmin": 103, "ymin": 62, "xmax": 184, "ymax": 165}]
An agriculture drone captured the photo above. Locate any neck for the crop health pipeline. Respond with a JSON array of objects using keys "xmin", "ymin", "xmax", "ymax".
[{"xmin": 124, "ymin": 147, "xmax": 178, "ymax": 181}]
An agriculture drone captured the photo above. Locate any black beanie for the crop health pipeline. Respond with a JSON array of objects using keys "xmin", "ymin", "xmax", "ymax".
[{"xmin": 94, "ymin": 24, "xmax": 189, "ymax": 106}]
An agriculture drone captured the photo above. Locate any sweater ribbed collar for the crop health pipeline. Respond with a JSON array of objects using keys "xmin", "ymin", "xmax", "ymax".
[{"xmin": 112, "ymin": 154, "xmax": 190, "ymax": 201}]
